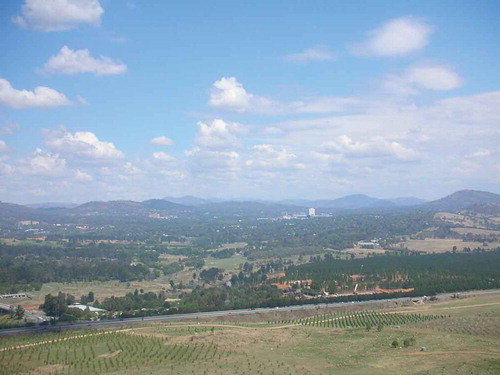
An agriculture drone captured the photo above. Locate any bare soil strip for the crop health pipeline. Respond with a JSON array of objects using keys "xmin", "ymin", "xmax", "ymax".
[{"xmin": 0, "ymin": 329, "xmax": 131, "ymax": 352}]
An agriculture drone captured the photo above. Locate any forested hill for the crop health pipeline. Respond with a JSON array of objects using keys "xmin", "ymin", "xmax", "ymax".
[{"xmin": 422, "ymin": 190, "xmax": 500, "ymax": 211}]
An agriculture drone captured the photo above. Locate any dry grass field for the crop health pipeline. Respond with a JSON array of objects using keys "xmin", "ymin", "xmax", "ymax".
[
  {"xmin": 1, "ymin": 293, "xmax": 499, "ymax": 374},
  {"xmin": 390, "ymin": 238, "xmax": 500, "ymax": 253},
  {"xmin": 451, "ymin": 227, "xmax": 500, "ymax": 236}
]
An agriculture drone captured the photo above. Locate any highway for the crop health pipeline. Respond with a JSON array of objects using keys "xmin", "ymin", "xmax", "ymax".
[{"xmin": 1, "ymin": 289, "xmax": 498, "ymax": 337}]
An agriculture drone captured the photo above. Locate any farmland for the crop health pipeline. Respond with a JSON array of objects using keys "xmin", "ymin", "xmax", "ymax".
[{"xmin": 1, "ymin": 293, "xmax": 499, "ymax": 374}]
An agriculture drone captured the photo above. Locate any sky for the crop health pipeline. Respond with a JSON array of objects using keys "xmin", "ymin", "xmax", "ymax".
[{"xmin": 0, "ymin": 0, "xmax": 499, "ymax": 204}]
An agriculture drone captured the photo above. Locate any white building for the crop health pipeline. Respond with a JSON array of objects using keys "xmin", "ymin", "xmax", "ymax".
[
  {"xmin": 308, "ymin": 208, "xmax": 316, "ymax": 217},
  {"xmin": 68, "ymin": 303, "xmax": 106, "ymax": 313}
]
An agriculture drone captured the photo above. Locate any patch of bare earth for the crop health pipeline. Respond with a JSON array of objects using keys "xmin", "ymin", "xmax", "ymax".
[{"xmin": 98, "ymin": 350, "xmax": 122, "ymax": 358}]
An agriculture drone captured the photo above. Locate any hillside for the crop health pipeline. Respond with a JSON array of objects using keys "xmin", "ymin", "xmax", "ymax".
[{"xmin": 424, "ymin": 189, "xmax": 500, "ymax": 211}]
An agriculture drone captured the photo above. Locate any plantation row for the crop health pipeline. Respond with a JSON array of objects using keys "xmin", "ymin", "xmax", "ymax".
[
  {"xmin": 0, "ymin": 332, "xmax": 221, "ymax": 375},
  {"xmin": 0, "ymin": 327, "xmax": 312, "ymax": 375},
  {"xmin": 270, "ymin": 311, "xmax": 445, "ymax": 328}
]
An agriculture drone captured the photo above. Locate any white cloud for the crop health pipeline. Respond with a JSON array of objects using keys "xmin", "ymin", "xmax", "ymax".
[
  {"xmin": 44, "ymin": 129, "xmax": 125, "ymax": 160},
  {"xmin": 40, "ymin": 46, "xmax": 127, "ymax": 76},
  {"xmin": 186, "ymin": 147, "xmax": 241, "ymax": 172},
  {"xmin": 246, "ymin": 144, "xmax": 305, "ymax": 171},
  {"xmin": 0, "ymin": 158, "xmax": 14, "ymax": 176},
  {"xmin": 290, "ymin": 97, "xmax": 361, "ymax": 114},
  {"xmin": 151, "ymin": 136, "xmax": 174, "ymax": 146},
  {"xmin": 77, "ymin": 96, "xmax": 89, "ymax": 105},
  {"xmin": 404, "ymin": 65, "xmax": 462, "ymax": 90},
  {"xmin": 285, "ymin": 45, "xmax": 337, "ymax": 63},
  {"xmin": 353, "ymin": 16, "xmax": 432, "ymax": 57},
  {"xmin": 262, "ymin": 127, "xmax": 284, "ymax": 135},
  {"xmin": 122, "ymin": 162, "xmax": 143, "ymax": 176},
  {"xmin": 0, "ymin": 121, "xmax": 20, "ymax": 135},
  {"xmin": 209, "ymin": 77, "xmax": 256, "ymax": 113},
  {"xmin": 382, "ymin": 64, "xmax": 462, "ymax": 95},
  {"xmin": 0, "ymin": 140, "xmax": 7, "ymax": 151},
  {"xmin": 209, "ymin": 77, "xmax": 358, "ymax": 115},
  {"xmin": 22, "ymin": 148, "xmax": 67, "ymax": 176},
  {"xmin": 322, "ymin": 135, "xmax": 420, "ymax": 161},
  {"xmin": 195, "ymin": 119, "xmax": 245, "ymax": 150},
  {"xmin": 467, "ymin": 150, "xmax": 491, "ymax": 158},
  {"xmin": 152, "ymin": 151, "xmax": 175, "ymax": 162},
  {"xmin": 13, "ymin": 0, "xmax": 104, "ymax": 32},
  {"xmin": 0, "ymin": 78, "xmax": 71, "ymax": 109},
  {"xmin": 75, "ymin": 169, "xmax": 93, "ymax": 181}
]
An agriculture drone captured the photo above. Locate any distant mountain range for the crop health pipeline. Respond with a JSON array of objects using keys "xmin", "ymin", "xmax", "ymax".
[
  {"xmin": 280, "ymin": 195, "xmax": 426, "ymax": 209},
  {"xmin": 1, "ymin": 189, "xmax": 498, "ymax": 223},
  {"xmin": 165, "ymin": 194, "xmax": 427, "ymax": 209}
]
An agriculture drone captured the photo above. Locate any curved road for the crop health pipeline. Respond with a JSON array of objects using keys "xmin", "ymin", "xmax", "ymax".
[{"xmin": 1, "ymin": 289, "xmax": 498, "ymax": 337}]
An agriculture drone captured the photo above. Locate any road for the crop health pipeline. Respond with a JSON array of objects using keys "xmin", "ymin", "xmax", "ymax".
[{"xmin": 0, "ymin": 289, "xmax": 498, "ymax": 337}]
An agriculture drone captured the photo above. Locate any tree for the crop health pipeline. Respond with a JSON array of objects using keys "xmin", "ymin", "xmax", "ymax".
[
  {"xmin": 40, "ymin": 292, "xmax": 75, "ymax": 317},
  {"xmin": 15, "ymin": 305, "xmax": 25, "ymax": 320},
  {"xmin": 365, "ymin": 323, "xmax": 373, "ymax": 332},
  {"xmin": 377, "ymin": 324, "xmax": 384, "ymax": 332},
  {"xmin": 391, "ymin": 339, "xmax": 399, "ymax": 348}
]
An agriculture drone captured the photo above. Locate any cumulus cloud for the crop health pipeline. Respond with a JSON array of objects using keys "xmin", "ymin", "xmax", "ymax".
[
  {"xmin": 0, "ymin": 140, "xmax": 7, "ymax": 152},
  {"xmin": 209, "ymin": 77, "xmax": 257, "ymax": 113},
  {"xmin": 195, "ymin": 119, "xmax": 245, "ymax": 150},
  {"xmin": 151, "ymin": 136, "xmax": 174, "ymax": 146},
  {"xmin": 44, "ymin": 129, "xmax": 125, "ymax": 160},
  {"xmin": 0, "ymin": 78, "xmax": 71, "ymax": 109},
  {"xmin": 40, "ymin": 46, "xmax": 127, "ymax": 76},
  {"xmin": 382, "ymin": 64, "xmax": 462, "ymax": 95},
  {"xmin": 246, "ymin": 144, "xmax": 305, "ymax": 171},
  {"xmin": 21, "ymin": 148, "xmax": 67, "ymax": 176},
  {"xmin": 0, "ymin": 158, "xmax": 14, "ymax": 176},
  {"xmin": 285, "ymin": 45, "xmax": 337, "ymax": 63},
  {"xmin": 75, "ymin": 169, "xmax": 93, "ymax": 181},
  {"xmin": 322, "ymin": 135, "xmax": 420, "ymax": 161},
  {"xmin": 352, "ymin": 16, "xmax": 432, "ymax": 56},
  {"xmin": 151, "ymin": 151, "xmax": 176, "ymax": 162},
  {"xmin": 186, "ymin": 148, "xmax": 241, "ymax": 174},
  {"xmin": 13, "ymin": 0, "xmax": 104, "ymax": 32},
  {"xmin": 209, "ymin": 77, "xmax": 358, "ymax": 115}
]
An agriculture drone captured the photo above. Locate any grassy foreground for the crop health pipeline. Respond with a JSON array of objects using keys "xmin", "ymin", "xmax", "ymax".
[{"xmin": 1, "ymin": 294, "xmax": 499, "ymax": 374}]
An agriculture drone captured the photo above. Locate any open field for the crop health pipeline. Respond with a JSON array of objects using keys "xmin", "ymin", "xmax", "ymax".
[
  {"xmin": 391, "ymin": 238, "xmax": 500, "ymax": 253},
  {"xmin": 0, "ymin": 238, "xmax": 63, "ymax": 247},
  {"xmin": 23, "ymin": 279, "xmax": 173, "ymax": 309},
  {"xmin": 207, "ymin": 242, "xmax": 248, "ymax": 251},
  {"xmin": 1, "ymin": 293, "xmax": 499, "ymax": 374},
  {"xmin": 204, "ymin": 254, "xmax": 247, "ymax": 272},
  {"xmin": 338, "ymin": 247, "xmax": 387, "ymax": 258}
]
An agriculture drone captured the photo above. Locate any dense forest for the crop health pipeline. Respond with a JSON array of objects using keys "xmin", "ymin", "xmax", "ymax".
[
  {"xmin": 286, "ymin": 249, "xmax": 500, "ymax": 295},
  {"xmin": 0, "ymin": 244, "xmax": 153, "ymax": 293}
]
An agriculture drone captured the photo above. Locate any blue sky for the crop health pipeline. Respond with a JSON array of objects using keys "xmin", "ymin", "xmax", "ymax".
[{"xmin": 0, "ymin": 0, "xmax": 499, "ymax": 203}]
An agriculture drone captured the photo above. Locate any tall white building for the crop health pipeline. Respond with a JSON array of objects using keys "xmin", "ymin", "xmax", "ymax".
[{"xmin": 308, "ymin": 207, "xmax": 316, "ymax": 217}]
